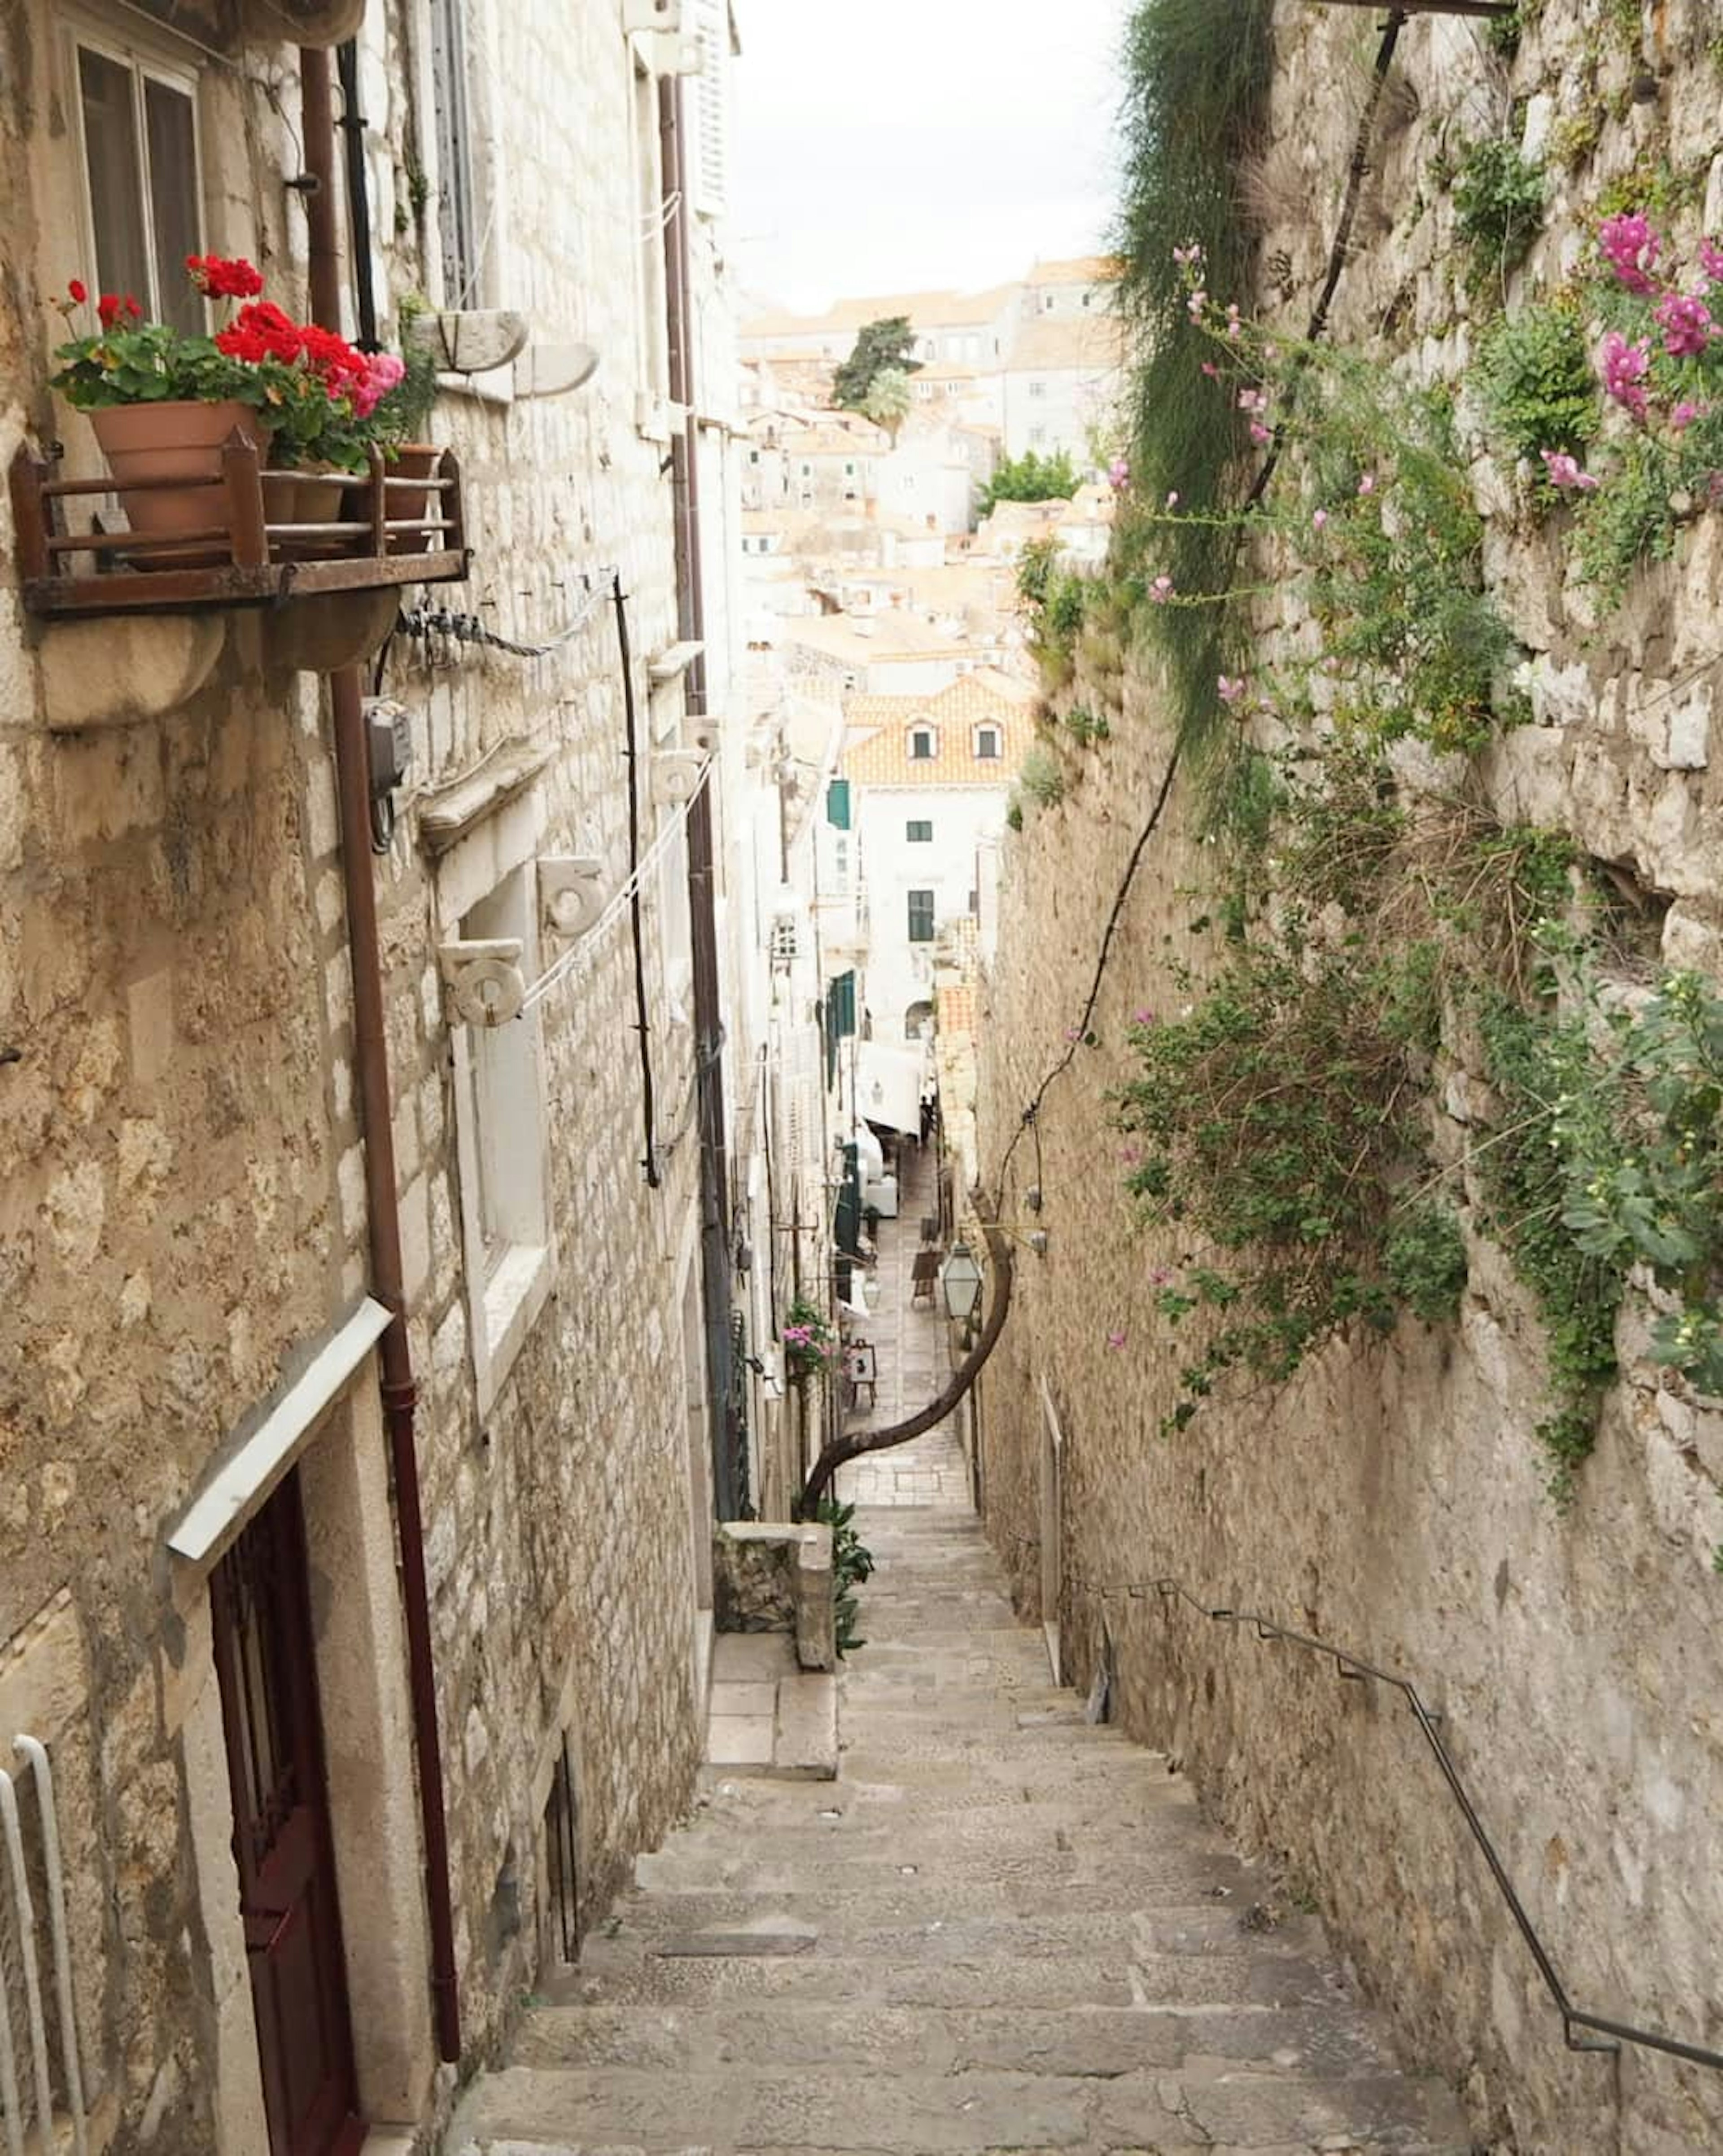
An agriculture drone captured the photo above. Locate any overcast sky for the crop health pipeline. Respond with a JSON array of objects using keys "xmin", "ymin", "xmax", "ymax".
[{"xmin": 731, "ymin": 0, "xmax": 1128, "ymax": 316}]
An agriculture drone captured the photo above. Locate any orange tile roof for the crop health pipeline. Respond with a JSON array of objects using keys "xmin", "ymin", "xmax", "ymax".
[
  {"xmin": 742, "ymin": 285, "xmax": 1022, "ymax": 342},
  {"xmin": 1027, "ymin": 254, "xmax": 1124, "ymax": 285},
  {"xmin": 840, "ymin": 676, "xmax": 1032, "ymax": 788}
]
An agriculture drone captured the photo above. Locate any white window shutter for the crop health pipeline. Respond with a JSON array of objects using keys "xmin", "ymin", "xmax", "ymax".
[{"xmin": 692, "ymin": 0, "xmax": 728, "ymax": 218}]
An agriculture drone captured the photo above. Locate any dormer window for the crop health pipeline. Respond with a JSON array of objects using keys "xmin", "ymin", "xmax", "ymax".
[
  {"xmin": 974, "ymin": 726, "xmax": 1001, "ymax": 761},
  {"xmin": 908, "ymin": 725, "xmax": 936, "ymax": 761}
]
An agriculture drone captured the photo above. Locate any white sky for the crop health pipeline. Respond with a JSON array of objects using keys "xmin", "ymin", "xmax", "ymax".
[{"xmin": 731, "ymin": 0, "xmax": 1128, "ymax": 316}]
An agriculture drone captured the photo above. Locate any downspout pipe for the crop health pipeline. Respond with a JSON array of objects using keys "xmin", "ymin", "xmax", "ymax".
[
  {"xmin": 299, "ymin": 44, "xmax": 462, "ymax": 2067},
  {"xmin": 659, "ymin": 76, "xmax": 741, "ymax": 1519}
]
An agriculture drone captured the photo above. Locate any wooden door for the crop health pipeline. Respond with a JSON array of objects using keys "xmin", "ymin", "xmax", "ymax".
[{"xmin": 211, "ymin": 1469, "xmax": 364, "ymax": 2156}]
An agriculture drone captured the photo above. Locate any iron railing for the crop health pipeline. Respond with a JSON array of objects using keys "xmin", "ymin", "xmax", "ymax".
[{"xmin": 1038, "ymin": 1548, "xmax": 1723, "ymax": 2077}]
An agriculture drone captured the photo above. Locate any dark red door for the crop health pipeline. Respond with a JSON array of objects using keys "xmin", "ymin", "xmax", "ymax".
[{"xmin": 211, "ymin": 1469, "xmax": 365, "ymax": 2156}]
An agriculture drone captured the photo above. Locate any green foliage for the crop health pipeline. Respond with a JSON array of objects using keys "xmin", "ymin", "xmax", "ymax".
[
  {"xmin": 1005, "ymin": 796, "xmax": 1024, "ymax": 832},
  {"xmin": 1477, "ymin": 301, "xmax": 1597, "ymax": 469},
  {"xmin": 860, "ymin": 366, "xmax": 912, "ymax": 440},
  {"xmin": 1112, "ymin": 0, "xmax": 1272, "ymax": 727},
  {"xmin": 1018, "ymin": 743, "xmax": 1066, "ymax": 809},
  {"xmin": 1383, "ymin": 1203, "xmax": 1470, "ymax": 1325},
  {"xmin": 1064, "ymin": 705, "xmax": 1112, "ymax": 745},
  {"xmin": 834, "ymin": 316, "xmax": 920, "ymax": 408},
  {"xmin": 1015, "ymin": 536, "xmax": 1091, "ymax": 684},
  {"xmin": 979, "ymin": 448, "xmax": 1080, "ymax": 517},
  {"xmin": 1452, "ymin": 138, "xmax": 1544, "ymax": 290},
  {"xmin": 379, "ymin": 294, "xmax": 442, "ymax": 444},
  {"xmin": 1119, "ymin": 936, "xmax": 1443, "ymax": 1430},
  {"xmin": 816, "ymin": 1499, "xmax": 875, "ymax": 1656},
  {"xmin": 1478, "ymin": 998, "xmax": 1625, "ymax": 1498}
]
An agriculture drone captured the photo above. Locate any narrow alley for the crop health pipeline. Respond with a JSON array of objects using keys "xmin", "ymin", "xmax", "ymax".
[{"xmin": 449, "ymin": 1501, "xmax": 1467, "ymax": 2154}]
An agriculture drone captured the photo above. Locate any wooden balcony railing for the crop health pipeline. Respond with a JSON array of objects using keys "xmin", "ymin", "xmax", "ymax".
[{"xmin": 8, "ymin": 435, "xmax": 469, "ymax": 619}]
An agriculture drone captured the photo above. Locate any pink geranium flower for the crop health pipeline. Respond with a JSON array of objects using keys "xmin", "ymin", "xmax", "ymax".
[
  {"xmin": 1599, "ymin": 211, "xmax": 1662, "ymax": 294},
  {"xmin": 1654, "ymin": 290, "xmax": 1714, "ymax": 359},
  {"xmin": 1540, "ymin": 449, "xmax": 1599, "ymax": 491},
  {"xmin": 1600, "ymin": 330, "xmax": 1651, "ymax": 418}
]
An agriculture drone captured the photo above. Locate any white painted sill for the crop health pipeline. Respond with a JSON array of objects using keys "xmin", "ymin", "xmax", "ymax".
[{"xmin": 475, "ymin": 1240, "xmax": 554, "ymax": 1415}]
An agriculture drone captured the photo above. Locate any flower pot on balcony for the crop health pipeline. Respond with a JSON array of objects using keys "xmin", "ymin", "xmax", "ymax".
[
  {"xmin": 261, "ymin": 466, "xmax": 351, "ymax": 560},
  {"xmin": 90, "ymin": 400, "xmax": 271, "ymax": 568},
  {"xmin": 383, "ymin": 443, "xmax": 442, "ymax": 555}
]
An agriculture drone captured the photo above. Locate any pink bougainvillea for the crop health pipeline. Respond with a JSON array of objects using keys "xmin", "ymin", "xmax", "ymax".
[
  {"xmin": 1600, "ymin": 330, "xmax": 1652, "ymax": 418},
  {"xmin": 1653, "ymin": 290, "xmax": 1714, "ymax": 360}
]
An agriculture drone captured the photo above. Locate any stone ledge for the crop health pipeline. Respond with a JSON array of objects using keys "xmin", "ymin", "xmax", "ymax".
[{"xmin": 712, "ymin": 1521, "xmax": 836, "ymax": 1672}]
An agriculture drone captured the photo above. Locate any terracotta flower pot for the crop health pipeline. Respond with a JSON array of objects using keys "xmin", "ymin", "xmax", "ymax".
[
  {"xmin": 90, "ymin": 399, "xmax": 271, "ymax": 568},
  {"xmin": 380, "ymin": 443, "xmax": 443, "ymax": 555},
  {"xmin": 261, "ymin": 467, "xmax": 352, "ymax": 560}
]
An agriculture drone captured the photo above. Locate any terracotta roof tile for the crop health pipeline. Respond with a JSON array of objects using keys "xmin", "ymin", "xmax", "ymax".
[{"xmin": 840, "ymin": 676, "xmax": 1031, "ymax": 788}]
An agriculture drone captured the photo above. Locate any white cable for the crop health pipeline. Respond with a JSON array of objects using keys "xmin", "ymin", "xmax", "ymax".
[{"xmin": 518, "ymin": 762, "xmax": 712, "ymax": 1014}]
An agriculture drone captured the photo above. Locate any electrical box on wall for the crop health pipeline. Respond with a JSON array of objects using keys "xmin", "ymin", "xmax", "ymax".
[{"xmin": 365, "ymin": 698, "xmax": 414, "ymax": 800}]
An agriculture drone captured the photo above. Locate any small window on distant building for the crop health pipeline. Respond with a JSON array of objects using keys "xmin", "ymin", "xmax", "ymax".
[
  {"xmin": 907, "ymin": 890, "xmax": 936, "ymax": 942},
  {"xmin": 71, "ymin": 35, "xmax": 203, "ymax": 336},
  {"xmin": 1028, "ymin": 380, "xmax": 1046, "ymax": 399},
  {"xmin": 974, "ymin": 726, "xmax": 1001, "ymax": 761},
  {"xmin": 908, "ymin": 727, "xmax": 936, "ymax": 761},
  {"xmin": 844, "ymin": 461, "xmax": 855, "ymax": 476},
  {"xmin": 1081, "ymin": 290, "xmax": 1093, "ymax": 309},
  {"xmin": 1042, "ymin": 293, "xmax": 1054, "ymax": 312},
  {"xmin": 749, "ymin": 448, "xmax": 761, "ymax": 464},
  {"xmin": 1028, "ymin": 425, "xmax": 1046, "ymax": 446},
  {"xmin": 906, "ymin": 819, "xmax": 933, "ymax": 842}
]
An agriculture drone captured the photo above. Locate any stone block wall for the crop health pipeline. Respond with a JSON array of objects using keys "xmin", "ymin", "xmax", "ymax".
[
  {"xmin": 0, "ymin": 0, "xmax": 737, "ymax": 2143},
  {"xmin": 976, "ymin": 6, "xmax": 1723, "ymax": 2153}
]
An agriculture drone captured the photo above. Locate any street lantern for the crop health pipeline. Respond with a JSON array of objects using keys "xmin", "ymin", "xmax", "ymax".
[{"xmin": 939, "ymin": 1240, "xmax": 983, "ymax": 1323}]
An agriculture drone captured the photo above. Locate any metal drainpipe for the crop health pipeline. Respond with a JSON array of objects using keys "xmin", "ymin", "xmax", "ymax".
[
  {"xmin": 298, "ymin": 44, "xmax": 462, "ymax": 2066},
  {"xmin": 659, "ymin": 76, "xmax": 741, "ymax": 1520}
]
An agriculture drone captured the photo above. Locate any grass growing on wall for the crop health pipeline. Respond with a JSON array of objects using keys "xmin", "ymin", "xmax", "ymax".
[{"xmin": 1111, "ymin": 0, "xmax": 1274, "ymax": 742}]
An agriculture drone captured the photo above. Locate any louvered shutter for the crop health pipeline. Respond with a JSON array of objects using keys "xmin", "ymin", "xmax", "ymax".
[{"xmin": 692, "ymin": 0, "xmax": 728, "ymax": 219}]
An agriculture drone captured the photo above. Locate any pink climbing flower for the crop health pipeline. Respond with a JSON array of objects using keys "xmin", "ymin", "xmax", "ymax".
[
  {"xmin": 1598, "ymin": 211, "xmax": 1662, "ymax": 294},
  {"xmin": 1312, "ymin": 508, "xmax": 1329, "ymax": 530},
  {"xmin": 1133, "ymin": 1008, "xmax": 1157, "ymax": 1025},
  {"xmin": 1701, "ymin": 239, "xmax": 1723, "ymax": 285},
  {"xmin": 1216, "ymin": 675, "xmax": 1246, "ymax": 703},
  {"xmin": 1601, "ymin": 330, "xmax": 1652, "ymax": 418},
  {"xmin": 1540, "ymin": 449, "xmax": 1599, "ymax": 491},
  {"xmin": 1357, "ymin": 472, "xmax": 1376, "ymax": 495},
  {"xmin": 1671, "ymin": 400, "xmax": 1703, "ymax": 433},
  {"xmin": 1654, "ymin": 290, "xmax": 1714, "ymax": 359},
  {"xmin": 1106, "ymin": 1330, "xmax": 1128, "ymax": 1351},
  {"xmin": 1108, "ymin": 456, "xmax": 1131, "ymax": 490},
  {"xmin": 1224, "ymin": 303, "xmax": 1243, "ymax": 339},
  {"xmin": 1120, "ymin": 1143, "xmax": 1142, "ymax": 1165},
  {"xmin": 1149, "ymin": 574, "xmax": 1174, "ymax": 603},
  {"xmin": 1186, "ymin": 288, "xmax": 1207, "ymax": 321},
  {"xmin": 1149, "ymin": 1266, "xmax": 1173, "ymax": 1287},
  {"xmin": 1200, "ymin": 360, "xmax": 1220, "ymax": 379},
  {"xmin": 1237, "ymin": 388, "xmax": 1268, "ymax": 412},
  {"xmin": 1172, "ymin": 242, "xmax": 1204, "ymax": 268},
  {"xmin": 1248, "ymin": 421, "xmax": 1271, "ymax": 445},
  {"xmin": 1165, "ymin": 490, "xmax": 1179, "ymax": 508}
]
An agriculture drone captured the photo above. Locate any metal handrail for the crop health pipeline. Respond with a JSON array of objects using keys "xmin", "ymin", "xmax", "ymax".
[{"xmin": 1052, "ymin": 1555, "xmax": 1723, "ymax": 2075}]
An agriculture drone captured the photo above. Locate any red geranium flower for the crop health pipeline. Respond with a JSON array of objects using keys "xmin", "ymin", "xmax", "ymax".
[
  {"xmin": 186, "ymin": 253, "xmax": 266, "ymax": 300},
  {"xmin": 97, "ymin": 294, "xmax": 122, "ymax": 329},
  {"xmin": 216, "ymin": 299, "xmax": 302, "ymax": 366},
  {"xmin": 67, "ymin": 278, "xmax": 87, "ymax": 304},
  {"xmin": 299, "ymin": 323, "xmax": 368, "ymax": 390}
]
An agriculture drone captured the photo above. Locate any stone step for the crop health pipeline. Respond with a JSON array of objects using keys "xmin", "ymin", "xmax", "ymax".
[
  {"xmin": 607, "ymin": 1866, "xmax": 1277, "ymax": 1933},
  {"xmin": 451, "ymin": 2061, "xmax": 1466, "ymax": 2154},
  {"xmin": 512, "ymin": 1996, "xmax": 1407, "ymax": 2079}
]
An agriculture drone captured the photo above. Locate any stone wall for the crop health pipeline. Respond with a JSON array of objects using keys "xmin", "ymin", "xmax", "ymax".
[
  {"xmin": 975, "ymin": 6, "xmax": 1723, "ymax": 2154},
  {"xmin": 0, "ymin": 0, "xmax": 740, "ymax": 2145}
]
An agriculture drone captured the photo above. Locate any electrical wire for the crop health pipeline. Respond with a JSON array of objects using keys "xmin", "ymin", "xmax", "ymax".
[{"xmin": 398, "ymin": 565, "xmax": 621, "ymax": 661}]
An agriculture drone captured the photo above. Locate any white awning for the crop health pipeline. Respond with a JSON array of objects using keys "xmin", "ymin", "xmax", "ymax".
[
  {"xmin": 168, "ymin": 1298, "xmax": 392, "ymax": 1564},
  {"xmin": 855, "ymin": 1043, "xmax": 923, "ymax": 1134}
]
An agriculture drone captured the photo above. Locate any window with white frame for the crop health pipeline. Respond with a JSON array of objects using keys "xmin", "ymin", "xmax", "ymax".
[
  {"xmin": 452, "ymin": 863, "xmax": 552, "ymax": 1409},
  {"xmin": 428, "ymin": 0, "xmax": 493, "ymax": 308},
  {"xmin": 974, "ymin": 725, "xmax": 1001, "ymax": 761},
  {"xmin": 1029, "ymin": 425, "xmax": 1046, "ymax": 446},
  {"xmin": 908, "ymin": 726, "xmax": 936, "ymax": 761},
  {"xmin": 906, "ymin": 819, "xmax": 932, "ymax": 842},
  {"xmin": 68, "ymin": 27, "xmax": 203, "ymax": 334}
]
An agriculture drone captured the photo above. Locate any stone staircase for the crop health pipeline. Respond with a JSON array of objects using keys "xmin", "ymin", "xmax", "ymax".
[{"xmin": 447, "ymin": 1508, "xmax": 1468, "ymax": 2155}]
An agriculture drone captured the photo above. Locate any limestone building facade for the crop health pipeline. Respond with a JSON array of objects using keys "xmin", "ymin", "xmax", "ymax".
[{"xmin": 0, "ymin": 1, "xmax": 769, "ymax": 2150}]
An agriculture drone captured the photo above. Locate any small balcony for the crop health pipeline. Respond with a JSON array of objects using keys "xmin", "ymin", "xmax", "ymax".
[{"xmin": 9, "ymin": 437, "xmax": 469, "ymax": 621}]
